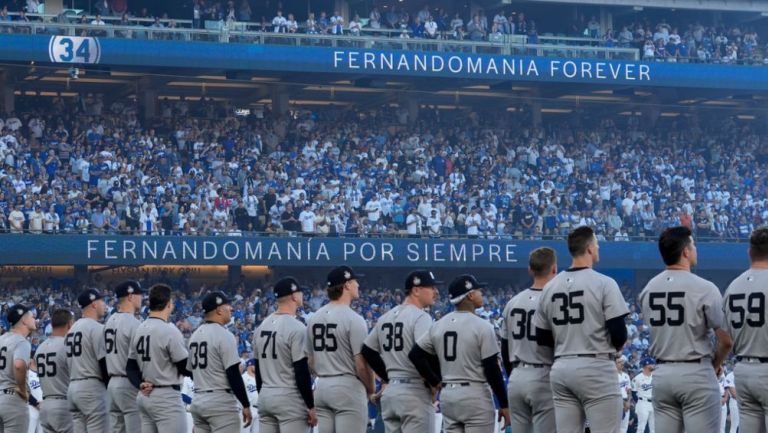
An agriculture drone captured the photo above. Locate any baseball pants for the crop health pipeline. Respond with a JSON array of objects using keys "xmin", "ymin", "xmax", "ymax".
[
  {"xmin": 40, "ymin": 398, "xmax": 73, "ymax": 433},
  {"xmin": 68, "ymin": 379, "xmax": 110, "ymax": 433},
  {"xmin": 0, "ymin": 392, "xmax": 30, "ymax": 433},
  {"xmin": 258, "ymin": 387, "xmax": 312, "ymax": 433},
  {"xmin": 380, "ymin": 380, "xmax": 434, "ymax": 433},
  {"xmin": 440, "ymin": 382, "xmax": 495, "ymax": 433},
  {"xmin": 635, "ymin": 399, "xmax": 654, "ymax": 433},
  {"xmin": 720, "ymin": 402, "xmax": 727, "ymax": 433},
  {"xmin": 652, "ymin": 361, "xmax": 720, "ymax": 433},
  {"xmin": 314, "ymin": 375, "xmax": 367, "ymax": 433},
  {"xmin": 108, "ymin": 377, "xmax": 140, "ymax": 433},
  {"xmin": 728, "ymin": 396, "xmax": 739, "ymax": 433},
  {"xmin": 507, "ymin": 365, "xmax": 555, "ymax": 433},
  {"xmin": 735, "ymin": 362, "xmax": 768, "ymax": 433},
  {"xmin": 136, "ymin": 387, "xmax": 187, "ymax": 433},
  {"xmin": 550, "ymin": 357, "xmax": 622, "ymax": 433},
  {"xmin": 27, "ymin": 407, "xmax": 40, "ymax": 433},
  {"xmin": 190, "ymin": 391, "xmax": 241, "ymax": 433}
]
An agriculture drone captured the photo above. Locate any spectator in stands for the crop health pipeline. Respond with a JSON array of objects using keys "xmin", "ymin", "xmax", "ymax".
[
  {"xmin": 424, "ymin": 15, "xmax": 437, "ymax": 39},
  {"xmin": 317, "ymin": 11, "xmax": 329, "ymax": 34},
  {"xmin": 237, "ymin": 0, "xmax": 250, "ymax": 22},
  {"xmin": 348, "ymin": 14, "xmax": 361, "ymax": 36},
  {"xmin": 330, "ymin": 11, "xmax": 343, "ymax": 35},
  {"xmin": 305, "ymin": 12, "xmax": 317, "ymax": 34},
  {"xmin": 272, "ymin": 10, "xmax": 286, "ymax": 33},
  {"xmin": 368, "ymin": 7, "xmax": 381, "ymax": 30},
  {"xmin": 286, "ymin": 13, "xmax": 298, "ymax": 33}
]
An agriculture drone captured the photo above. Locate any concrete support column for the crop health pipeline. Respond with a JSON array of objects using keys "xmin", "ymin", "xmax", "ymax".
[
  {"xmin": 407, "ymin": 97, "xmax": 419, "ymax": 124},
  {"xmin": 228, "ymin": 265, "xmax": 242, "ymax": 286},
  {"xmin": 600, "ymin": 8, "xmax": 612, "ymax": 37},
  {"xmin": 531, "ymin": 101, "xmax": 542, "ymax": 128},
  {"xmin": 1, "ymin": 72, "xmax": 15, "ymax": 115},
  {"xmin": 137, "ymin": 77, "xmax": 157, "ymax": 121},
  {"xmin": 270, "ymin": 87, "xmax": 290, "ymax": 116},
  {"xmin": 75, "ymin": 265, "xmax": 89, "ymax": 285}
]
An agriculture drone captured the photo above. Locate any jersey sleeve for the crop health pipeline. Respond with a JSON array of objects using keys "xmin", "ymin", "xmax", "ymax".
[
  {"xmin": 289, "ymin": 323, "xmax": 308, "ymax": 362},
  {"xmin": 602, "ymin": 278, "xmax": 630, "ymax": 320},
  {"xmin": 533, "ymin": 289, "xmax": 551, "ymax": 330},
  {"xmin": 93, "ymin": 323, "xmax": 107, "ymax": 360},
  {"xmin": 412, "ymin": 312, "xmax": 432, "ymax": 342},
  {"xmin": 363, "ymin": 323, "xmax": 380, "ymax": 352},
  {"xmin": 479, "ymin": 321, "xmax": 500, "ymax": 359},
  {"xmin": 220, "ymin": 331, "xmax": 241, "ymax": 369},
  {"xmin": 13, "ymin": 340, "xmax": 31, "ymax": 365},
  {"xmin": 416, "ymin": 325, "xmax": 436, "ymax": 355},
  {"xmin": 349, "ymin": 314, "xmax": 368, "ymax": 356},
  {"xmin": 127, "ymin": 333, "xmax": 138, "ymax": 361},
  {"xmin": 703, "ymin": 283, "xmax": 725, "ymax": 330},
  {"xmin": 167, "ymin": 327, "xmax": 189, "ymax": 363},
  {"xmin": 498, "ymin": 302, "xmax": 511, "ymax": 339}
]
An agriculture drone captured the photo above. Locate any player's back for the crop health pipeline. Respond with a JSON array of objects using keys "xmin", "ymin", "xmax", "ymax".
[
  {"xmin": 538, "ymin": 268, "xmax": 627, "ymax": 356},
  {"xmin": 187, "ymin": 322, "xmax": 238, "ymax": 392},
  {"xmin": 130, "ymin": 317, "xmax": 187, "ymax": 386},
  {"xmin": 104, "ymin": 312, "xmax": 141, "ymax": 376},
  {"xmin": 501, "ymin": 288, "xmax": 553, "ymax": 364},
  {"xmin": 66, "ymin": 317, "xmax": 105, "ymax": 380},
  {"xmin": 369, "ymin": 304, "xmax": 432, "ymax": 379},
  {"xmin": 34, "ymin": 336, "xmax": 70, "ymax": 397},
  {"xmin": 307, "ymin": 303, "xmax": 366, "ymax": 377},
  {"xmin": 427, "ymin": 311, "xmax": 497, "ymax": 383},
  {"xmin": 723, "ymin": 268, "xmax": 768, "ymax": 358},
  {"xmin": 640, "ymin": 270, "xmax": 722, "ymax": 361},
  {"xmin": 0, "ymin": 333, "xmax": 30, "ymax": 389},
  {"xmin": 254, "ymin": 312, "xmax": 306, "ymax": 388}
]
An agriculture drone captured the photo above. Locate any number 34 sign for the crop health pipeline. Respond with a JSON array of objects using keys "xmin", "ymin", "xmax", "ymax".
[{"xmin": 48, "ymin": 36, "xmax": 101, "ymax": 64}]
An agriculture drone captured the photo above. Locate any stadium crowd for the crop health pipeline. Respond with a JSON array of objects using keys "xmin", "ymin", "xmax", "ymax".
[
  {"xmin": 0, "ymin": 0, "xmax": 766, "ymax": 64},
  {"xmin": 0, "ymin": 96, "xmax": 767, "ymax": 241}
]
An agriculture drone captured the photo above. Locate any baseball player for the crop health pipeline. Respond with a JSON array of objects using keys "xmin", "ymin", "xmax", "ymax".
[
  {"xmin": 532, "ymin": 226, "xmax": 629, "ymax": 433},
  {"xmin": 723, "ymin": 369, "xmax": 738, "ymax": 433},
  {"xmin": 361, "ymin": 270, "xmax": 440, "ymax": 433},
  {"xmin": 499, "ymin": 247, "xmax": 557, "ymax": 433},
  {"xmin": 307, "ymin": 266, "xmax": 374, "ymax": 433},
  {"xmin": 28, "ymin": 358, "xmax": 43, "ymax": 433},
  {"xmin": 34, "ymin": 309, "xmax": 75, "ymax": 433},
  {"xmin": 242, "ymin": 359, "xmax": 259, "ymax": 433},
  {"xmin": 410, "ymin": 274, "xmax": 511, "ymax": 433},
  {"xmin": 640, "ymin": 226, "xmax": 732, "ymax": 433},
  {"xmin": 67, "ymin": 289, "xmax": 110, "ymax": 433},
  {"xmin": 104, "ymin": 281, "xmax": 144, "ymax": 433},
  {"xmin": 187, "ymin": 291, "xmax": 253, "ymax": 433},
  {"xmin": 723, "ymin": 227, "xmax": 768, "ymax": 433},
  {"xmin": 126, "ymin": 283, "xmax": 191, "ymax": 433},
  {"xmin": 253, "ymin": 276, "xmax": 317, "ymax": 433},
  {"xmin": 631, "ymin": 358, "xmax": 655, "ymax": 433},
  {"xmin": 617, "ymin": 357, "xmax": 632, "ymax": 433},
  {"xmin": 0, "ymin": 305, "xmax": 36, "ymax": 433},
  {"xmin": 718, "ymin": 372, "xmax": 729, "ymax": 433},
  {"xmin": 181, "ymin": 377, "xmax": 195, "ymax": 433}
]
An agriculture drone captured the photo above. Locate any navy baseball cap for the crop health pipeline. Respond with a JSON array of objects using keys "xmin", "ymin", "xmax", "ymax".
[
  {"xmin": 405, "ymin": 270, "xmax": 442, "ymax": 293},
  {"xmin": 274, "ymin": 277, "xmax": 306, "ymax": 298},
  {"xmin": 115, "ymin": 280, "xmax": 144, "ymax": 298},
  {"xmin": 245, "ymin": 358, "xmax": 256, "ymax": 367},
  {"xmin": 78, "ymin": 289, "xmax": 103, "ymax": 308},
  {"xmin": 326, "ymin": 266, "xmax": 364, "ymax": 287},
  {"xmin": 641, "ymin": 357, "xmax": 656, "ymax": 367},
  {"xmin": 202, "ymin": 291, "xmax": 231, "ymax": 313},
  {"xmin": 7, "ymin": 304, "xmax": 30, "ymax": 326},
  {"xmin": 448, "ymin": 274, "xmax": 487, "ymax": 304}
]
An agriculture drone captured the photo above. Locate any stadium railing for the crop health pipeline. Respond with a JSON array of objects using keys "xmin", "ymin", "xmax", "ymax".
[{"xmin": 0, "ymin": 20, "xmax": 640, "ymax": 60}]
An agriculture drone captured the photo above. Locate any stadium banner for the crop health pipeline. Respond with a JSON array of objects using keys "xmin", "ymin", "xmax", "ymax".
[
  {"xmin": 0, "ymin": 34, "xmax": 765, "ymax": 90},
  {"xmin": 0, "ymin": 235, "xmax": 750, "ymax": 270}
]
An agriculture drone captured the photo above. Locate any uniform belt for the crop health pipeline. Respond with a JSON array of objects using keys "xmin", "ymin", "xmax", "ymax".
[
  {"xmin": 110, "ymin": 374, "xmax": 128, "ymax": 378},
  {"xmin": 388, "ymin": 378, "xmax": 423, "ymax": 384},
  {"xmin": 511, "ymin": 361, "xmax": 550, "ymax": 368},
  {"xmin": 317, "ymin": 373, "xmax": 355, "ymax": 378},
  {"xmin": 1, "ymin": 388, "xmax": 16, "ymax": 395},
  {"xmin": 656, "ymin": 358, "xmax": 704, "ymax": 364},
  {"xmin": 443, "ymin": 382, "xmax": 471, "ymax": 387},
  {"xmin": 736, "ymin": 356, "xmax": 768, "ymax": 363},
  {"xmin": 153, "ymin": 385, "xmax": 181, "ymax": 391},
  {"xmin": 43, "ymin": 395, "xmax": 67, "ymax": 400},
  {"xmin": 638, "ymin": 397, "xmax": 652, "ymax": 402},
  {"xmin": 199, "ymin": 389, "xmax": 232, "ymax": 394},
  {"xmin": 555, "ymin": 354, "xmax": 615, "ymax": 361},
  {"xmin": 70, "ymin": 377, "xmax": 102, "ymax": 381}
]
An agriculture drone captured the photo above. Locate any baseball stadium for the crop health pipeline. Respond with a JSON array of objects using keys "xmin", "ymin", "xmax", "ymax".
[{"xmin": 0, "ymin": 0, "xmax": 766, "ymax": 432}]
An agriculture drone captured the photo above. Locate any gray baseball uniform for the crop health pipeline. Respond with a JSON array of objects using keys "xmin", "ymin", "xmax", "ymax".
[
  {"xmin": 104, "ymin": 312, "xmax": 141, "ymax": 433},
  {"xmin": 253, "ymin": 312, "xmax": 311, "ymax": 433},
  {"xmin": 307, "ymin": 303, "xmax": 368, "ymax": 433},
  {"xmin": 723, "ymin": 268, "xmax": 768, "ymax": 433},
  {"xmin": 640, "ymin": 270, "xmax": 723, "ymax": 433},
  {"xmin": 500, "ymin": 288, "xmax": 555, "ymax": 433},
  {"xmin": 364, "ymin": 304, "xmax": 434, "ymax": 433},
  {"xmin": 416, "ymin": 310, "xmax": 499, "ymax": 433},
  {"xmin": 533, "ymin": 268, "xmax": 628, "ymax": 433},
  {"xmin": 187, "ymin": 322, "xmax": 242, "ymax": 433},
  {"xmin": 128, "ymin": 317, "xmax": 188, "ymax": 433},
  {"xmin": 0, "ymin": 332, "xmax": 31, "ymax": 433},
  {"xmin": 34, "ymin": 336, "xmax": 73, "ymax": 433},
  {"xmin": 66, "ymin": 318, "xmax": 110, "ymax": 433}
]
